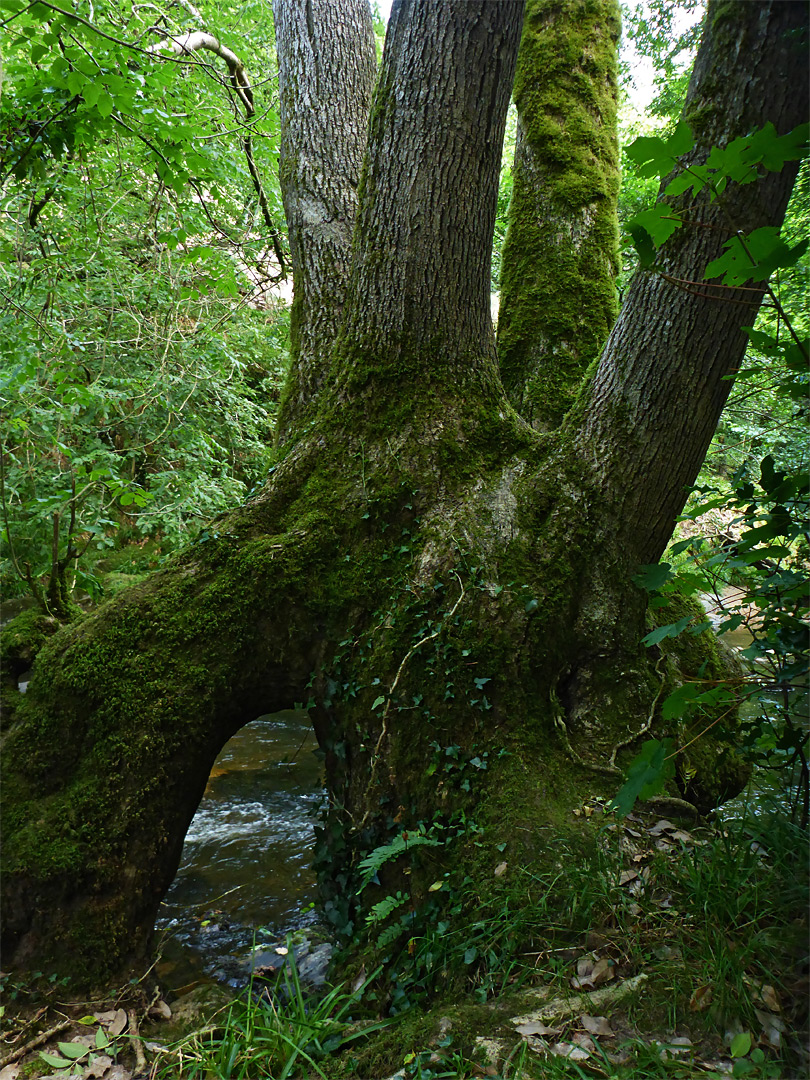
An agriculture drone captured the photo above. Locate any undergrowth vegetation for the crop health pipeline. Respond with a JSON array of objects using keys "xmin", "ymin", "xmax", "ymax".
[
  {"xmin": 147, "ymin": 803, "xmax": 807, "ymax": 1078},
  {"xmin": 0, "ymin": 0, "xmax": 290, "ymax": 616}
]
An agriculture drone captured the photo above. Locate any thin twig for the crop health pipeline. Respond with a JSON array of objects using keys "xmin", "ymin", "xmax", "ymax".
[
  {"xmin": 128, "ymin": 1010, "xmax": 148, "ymax": 1074},
  {"xmin": 359, "ymin": 572, "xmax": 466, "ymax": 828},
  {"xmin": 0, "ymin": 1020, "xmax": 72, "ymax": 1068}
]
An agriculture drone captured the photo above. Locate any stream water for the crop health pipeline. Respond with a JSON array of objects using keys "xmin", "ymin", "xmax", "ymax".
[{"xmin": 155, "ymin": 710, "xmax": 325, "ymax": 991}]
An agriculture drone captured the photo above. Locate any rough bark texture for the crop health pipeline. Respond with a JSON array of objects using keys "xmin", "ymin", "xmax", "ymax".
[
  {"xmin": 559, "ymin": 0, "xmax": 809, "ymax": 740},
  {"xmin": 496, "ymin": 0, "xmax": 621, "ymax": 430},
  {"xmin": 0, "ymin": 0, "xmax": 806, "ymax": 986},
  {"xmin": 273, "ymin": 0, "xmax": 377, "ymax": 444},
  {"xmin": 329, "ymin": 0, "xmax": 525, "ymax": 428}
]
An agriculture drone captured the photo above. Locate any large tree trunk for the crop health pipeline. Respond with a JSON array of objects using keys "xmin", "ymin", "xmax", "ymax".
[
  {"xmin": 558, "ymin": 0, "xmax": 809, "ymax": 738},
  {"xmin": 1, "ymin": 0, "xmax": 806, "ymax": 985},
  {"xmin": 273, "ymin": 0, "xmax": 377, "ymax": 444}
]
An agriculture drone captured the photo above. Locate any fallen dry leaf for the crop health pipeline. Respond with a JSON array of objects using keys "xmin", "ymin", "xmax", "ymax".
[
  {"xmin": 572, "ymin": 956, "xmax": 615, "ymax": 989},
  {"xmin": 652, "ymin": 944, "xmax": 682, "ymax": 962},
  {"xmin": 148, "ymin": 1000, "xmax": 171, "ymax": 1021},
  {"xmin": 494, "ymin": 861, "xmax": 507, "ymax": 877},
  {"xmin": 572, "ymin": 1032, "xmax": 597, "ymax": 1052},
  {"xmin": 580, "ymin": 1014, "xmax": 614, "ymax": 1037},
  {"xmin": 70, "ymin": 1033, "xmax": 98, "ymax": 1049},
  {"xmin": 689, "ymin": 985, "xmax": 713, "ymax": 1011},
  {"xmin": 576, "ymin": 956, "xmax": 594, "ymax": 978},
  {"xmin": 755, "ymin": 1009, "xmax": 786, "ymax": 1049},
  {"xmin": 84, "ymin": 1054, "xmax": 113, "ymax": 1077},
  {"xmin": 670, "ymin": 829, "xmax": 692, "ymax": 843},
  {"xmin": 109, "ymin": 1008, "xmax": 129, "ymax": 1037},
  {"xmin": 0, "ymin": 1065, "xmax": 21, "ymax": 1080},
  {"xmin": 648, "ymin": 820, "xmax": 676, "ymax": 835},
  {"xmin": 619, "ymin": 870, "xmax": 639, "ymax": 886},
  {"xmin": 590, "ymin": 957, "xmax": 615, "ymax": 986},
  {"xmin": 603, "ymin": 1046, "xmax": 633, "ymax": 1066},
  {"xmin": 515, "ymin": 1021, "xmax": 559, "ymax": 1037},
  {"xmin": 659, "ymin": 1036, "xmax": 693, "ymax": 1061},
  {"xmin": 548, "ymin": 1042, "xmax": 590, "ymax": 1061},
  {"xmin": 758, "ymin": 984, "xmax": 781, "ymax": 1012}
]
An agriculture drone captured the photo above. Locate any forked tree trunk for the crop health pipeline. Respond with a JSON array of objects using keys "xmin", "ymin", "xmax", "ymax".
[{"xmin": 0, "ymin": 0, "xmax": 806, "ymax": 984}]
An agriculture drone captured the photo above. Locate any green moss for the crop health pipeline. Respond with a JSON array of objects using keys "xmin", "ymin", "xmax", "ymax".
[
  {"xmin": 497, "ymin": 0, "xmax": 621, "ymax": 430},
  {"xmin": 1, "ymin": 609, "xmax": 60, "ymax": 672}
]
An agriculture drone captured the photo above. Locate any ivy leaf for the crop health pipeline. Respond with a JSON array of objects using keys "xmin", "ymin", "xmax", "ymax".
[
  {"xmin": 610, "ymin": 739, "xmax": 676, "ymax": 818},
  {"xmin": 371, "ymin": 695, "xmax": 385, "ymax": 710}
]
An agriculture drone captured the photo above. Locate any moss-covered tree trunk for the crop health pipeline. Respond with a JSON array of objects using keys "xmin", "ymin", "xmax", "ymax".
[
  {"xmin": 496, "ymin": 0, "xmax": 621, "ymax": 429},
  {"xmin": 1, "ymin": 0, "xmax": 806, "ymax": 985}
]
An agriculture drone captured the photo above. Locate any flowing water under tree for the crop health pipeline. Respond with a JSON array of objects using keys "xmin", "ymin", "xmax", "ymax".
[{"xmin": 155, "ymin": 711, "xmax": 324, "ymax": 990}]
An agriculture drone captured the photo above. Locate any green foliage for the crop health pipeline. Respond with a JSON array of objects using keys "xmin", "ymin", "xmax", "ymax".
[
  {"xmin": 40, "ymin": 1025, "xmax": 119, "ymax": 1074},
  {"xmin": 614, "ymin": 121, "xmax": 809, "ymax": 819},
  {"xmin": 623, "ymin": 0, "xmax": 704, "ymax": 123},
  {"xmin": 346, "ymin": 807, "xmax": 806, "ymax": 1077},
  {"xmin": 158, "ymin": 941, "xmax": 393, "ymax": 1079},
  {"xmin": 0, "ymin": 0, "xmax": 291, "ymax": 614},
  {"xmin": 491, "ymin": 104, "xmax": 515, "ymax": 291},
  {"xmin": 357, "ymin": 826, "xmax": 444, "ymax": 893},
  {"xmin": 624, "ymin": 121, "xmax": 808, "ymax": 258},
  {"xmin": 610, "ymin": 738, "xmax": 675, "ymax": 817}
]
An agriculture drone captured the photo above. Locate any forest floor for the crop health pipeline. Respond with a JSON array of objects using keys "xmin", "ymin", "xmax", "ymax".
[{"xmin": 2, "ymin": 802, "xmax": 807, "ymax": 1080}]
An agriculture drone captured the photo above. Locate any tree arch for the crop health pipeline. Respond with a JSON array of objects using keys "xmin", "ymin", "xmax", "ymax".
[{"xmin": 1, "ymin": 0, "xmax": 807, "ymax": 984}]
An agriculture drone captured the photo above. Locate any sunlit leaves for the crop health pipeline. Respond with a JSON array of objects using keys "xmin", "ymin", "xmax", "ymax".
[
  {"xmin": 624, "ymin": 122, "xmax": 810, "ymax": 274},
  {"xmin": 624, "ymin": 120, "xmax": 695, "ymax": 178}
]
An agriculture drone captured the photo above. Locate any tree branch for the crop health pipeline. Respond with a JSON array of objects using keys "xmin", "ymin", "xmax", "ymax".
[{"xmin": 148, "ymin": 30, "xmax": 287, "ymax": 274}]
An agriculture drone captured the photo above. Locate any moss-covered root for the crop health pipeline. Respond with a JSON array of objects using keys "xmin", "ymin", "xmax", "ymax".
[{"xmin": 0, "ymin": 520, "xmax": 330, "ymax": 984}]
